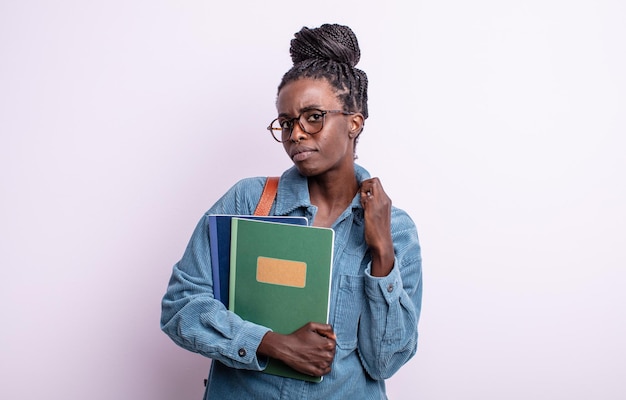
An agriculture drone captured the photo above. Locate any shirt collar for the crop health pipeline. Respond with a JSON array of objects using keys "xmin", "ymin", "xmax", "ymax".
[{"xmin": 273, "ymin": 164, "xmax": 371, "ymax": 217}]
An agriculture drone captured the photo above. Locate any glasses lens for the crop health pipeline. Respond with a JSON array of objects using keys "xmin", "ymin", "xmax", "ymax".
[
  {"xmin": 300, "ymin": 109, "xmax": 325, "ymax": 135},
  {"xmin": 268, "ymin": 109, "xmax": 326, "ymax": 142},
  {"xmin": 269, "ymin": 119, "xmax": 290, "ymax": 142}
]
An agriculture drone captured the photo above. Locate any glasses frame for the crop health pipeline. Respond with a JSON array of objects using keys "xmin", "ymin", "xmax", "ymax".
[{"xmin": 267, "ymin": 109, "xmax": 356, "ymax": 143}]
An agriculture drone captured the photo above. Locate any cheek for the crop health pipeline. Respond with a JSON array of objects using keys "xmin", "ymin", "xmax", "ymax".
[
  {"xmin": 324, "ymin": 122, "xmax": 351, "ymax": 145},
  {"xmin": 322, "ymin": 133, "xmax": 352, "ymax": 159}
]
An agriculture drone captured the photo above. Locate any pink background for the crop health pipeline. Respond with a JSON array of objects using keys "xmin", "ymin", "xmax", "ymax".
[{"xmin": 1, "ymin": 1, "xmax": 624, "ymax": 399}]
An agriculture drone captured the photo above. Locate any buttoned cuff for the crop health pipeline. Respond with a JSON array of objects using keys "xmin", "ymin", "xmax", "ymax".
[
  {"xmin": 229, "ymin": 322, "xmax": 272, "ymax": 370},
  {"xmin": 364, "ymin": 260, "xmax": 403, "ymax": 305}
]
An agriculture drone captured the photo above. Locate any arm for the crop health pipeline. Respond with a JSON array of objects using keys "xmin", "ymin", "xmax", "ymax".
[
  {"xmin": 160, "ymin": 179, "xmax": 273, "ymax": 370},
  {"xmin": 160, "ymin": 214, "xmax": 272, "ymax": 370},
  {"xmin": 358, "ymin": 178, "xmax": 423, "ymax": 379},
  {"xmin": 161, "ymin": 176, "xmax": 338, "ymax": 375}
]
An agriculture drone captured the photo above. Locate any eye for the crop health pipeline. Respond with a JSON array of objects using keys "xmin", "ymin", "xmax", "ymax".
[
  {"xmin": 278, "ymin": 119, "xmax": 293, "ymax": 130},
  {"xmin": 305, "ymin": 110, "xmax": 325, "ymax": 123}
]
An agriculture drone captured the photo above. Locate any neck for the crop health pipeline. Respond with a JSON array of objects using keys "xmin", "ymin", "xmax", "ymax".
[{"xmin": 307, "ymin": 170, "xmax": 359, "ymax": 227}]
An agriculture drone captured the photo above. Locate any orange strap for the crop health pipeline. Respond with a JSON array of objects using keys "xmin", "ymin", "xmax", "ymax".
[{"xmin": 253, "ymin": 176, "xmax": 279, "ymax": 216}]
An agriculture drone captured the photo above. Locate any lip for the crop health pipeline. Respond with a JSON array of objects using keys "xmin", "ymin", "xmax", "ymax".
[{"xmin": 289, "ymin": 146, "xmax": 317, "ymax": 162}]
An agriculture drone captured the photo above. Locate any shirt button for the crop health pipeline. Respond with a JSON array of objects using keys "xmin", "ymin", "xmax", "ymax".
[
  {"xmin": 387, "ymin": 283, "xmax": 394, "ymax": 293},
  {"xmin": 238, "ymin": 348, "xmax": 247, "ymax": 357}
]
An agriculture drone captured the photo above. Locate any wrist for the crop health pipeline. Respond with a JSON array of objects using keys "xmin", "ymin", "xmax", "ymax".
[
  {"xmin": 370, "ymin": 248, "xmax": 394, "ymax": 277},
  {"xmin": 257, "ymin": 331, "xmax": 280, "ymax": 359}
]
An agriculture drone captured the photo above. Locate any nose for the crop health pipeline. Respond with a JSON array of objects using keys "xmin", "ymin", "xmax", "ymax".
[{"xmin": 289, "ymin": 119, "xmax": 307, "ymax": 143}]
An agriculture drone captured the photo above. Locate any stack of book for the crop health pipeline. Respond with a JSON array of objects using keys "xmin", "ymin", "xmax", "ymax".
[{"xmin": 208, "ymin": 215, "xmax": 334, "ymax": 382}]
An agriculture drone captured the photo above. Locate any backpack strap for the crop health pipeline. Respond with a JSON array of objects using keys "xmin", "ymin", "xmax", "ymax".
[{"xmin": 253, "ymin": 176, "xmax": 279, "ymax": 216}]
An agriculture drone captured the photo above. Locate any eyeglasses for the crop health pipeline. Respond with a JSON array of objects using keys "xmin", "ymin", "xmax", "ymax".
[{"xmin": 267, "ymin": 109, "xmax": 355, "ymax": 143}]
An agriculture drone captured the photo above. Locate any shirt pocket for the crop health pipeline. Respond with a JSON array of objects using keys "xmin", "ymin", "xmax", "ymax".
[{"xmin": 332, "ymin": 274, "xmax": 364, "ymax": 350}]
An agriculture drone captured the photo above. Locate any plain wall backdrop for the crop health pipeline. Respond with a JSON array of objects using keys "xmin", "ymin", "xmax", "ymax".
[{"xmin": 1, "ymin": 1, "xmax": 624, "ymax": 399}]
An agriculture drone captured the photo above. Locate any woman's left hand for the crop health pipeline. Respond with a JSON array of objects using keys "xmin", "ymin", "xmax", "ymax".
[{"xmin": 359, "ymin": 177, "xmax": 395, "ymax": 277}]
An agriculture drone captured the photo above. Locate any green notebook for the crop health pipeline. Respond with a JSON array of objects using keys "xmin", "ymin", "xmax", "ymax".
[{"xmin": 229, "ymin": 217, "xmax": 334, "ymax": 382}]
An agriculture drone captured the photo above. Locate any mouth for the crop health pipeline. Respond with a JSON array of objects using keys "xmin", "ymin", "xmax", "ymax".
[{"xmin": 290, "ymin": 146, "xmax": 316, "ymax": 162}]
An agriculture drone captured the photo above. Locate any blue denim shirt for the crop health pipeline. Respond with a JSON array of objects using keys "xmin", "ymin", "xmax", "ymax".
[{"xmin": 161, "ymin": 164, "xmax": 423, "ymax": 399}]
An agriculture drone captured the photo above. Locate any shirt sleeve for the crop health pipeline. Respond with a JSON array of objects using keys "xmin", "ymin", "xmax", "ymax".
[
  {"xmin": 357, "ymin": 209, "xmax": 423, "ymax": 380},
  {"xmin": 160, "ymin": 180, "xmax": 272, "ymax": 370}
]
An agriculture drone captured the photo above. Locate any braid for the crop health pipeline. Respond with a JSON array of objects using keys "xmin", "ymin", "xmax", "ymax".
[
  {"xmin": 290, "ymin": 24, "xmax": 360, "ymax": 66},
  {"xmin": 278, "ymin": 24, "xmax": 369, "ymax": 120}
]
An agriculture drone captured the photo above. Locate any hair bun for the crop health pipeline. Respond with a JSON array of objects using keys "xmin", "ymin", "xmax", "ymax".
[{"xmin": 290, "ymin": 24, "xmax": 361, "ymax": 67}]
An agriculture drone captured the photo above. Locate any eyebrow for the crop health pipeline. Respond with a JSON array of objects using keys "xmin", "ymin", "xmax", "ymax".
[{"xmin": 277, "ymin": 105, "xmax": 325, "ymax": 118}]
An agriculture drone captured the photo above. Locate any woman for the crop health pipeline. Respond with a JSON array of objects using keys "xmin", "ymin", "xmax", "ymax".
[{"xmin": 161, "ymin": 23, "xmax": 423, "ymax": 399}]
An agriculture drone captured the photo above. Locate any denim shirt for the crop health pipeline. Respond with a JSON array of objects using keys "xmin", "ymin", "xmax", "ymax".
[{"xmin": 161, "ymin": 164, "xmax": 423, "ymax": 400}]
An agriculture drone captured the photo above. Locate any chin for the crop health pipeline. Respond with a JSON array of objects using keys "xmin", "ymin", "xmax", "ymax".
[{"xmin": 294, "ymin": 163, "xmax": 320, "ymax": 177}]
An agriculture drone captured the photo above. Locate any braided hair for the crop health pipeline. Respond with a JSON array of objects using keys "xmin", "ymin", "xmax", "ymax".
[{"xmin": 278, "ymin": 24, "xmax": 369, "ymax": 131}]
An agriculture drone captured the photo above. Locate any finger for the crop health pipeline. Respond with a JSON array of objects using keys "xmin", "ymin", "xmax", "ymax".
[
  {"xmin": 360, "ymin": 178, "xmax": 381, "ymax": 197},
  {"xmin": 311, "ymin": 324, "xmax": 336, "ymax": 340},
  {"xmin": 360, "ymin": 186, "xmax": 373, "ymax": 200},
  {"xmin": 308, "ymin": 322, "xmax": 332, "ymax": 331},
  {"xmin": 317, "ymin": 329, "xmax": 336, "ymax": 340}
]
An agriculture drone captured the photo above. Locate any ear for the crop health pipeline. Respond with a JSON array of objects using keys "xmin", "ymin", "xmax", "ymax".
[{"xmin": 348, "ymin": 113, "xmax": 365, "ymax": 139}]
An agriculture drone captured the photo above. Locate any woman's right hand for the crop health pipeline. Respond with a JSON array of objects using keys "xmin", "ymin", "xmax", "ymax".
[{"xmin": 257, "ymin": 322, "xmax": 337, "ymax": 377}]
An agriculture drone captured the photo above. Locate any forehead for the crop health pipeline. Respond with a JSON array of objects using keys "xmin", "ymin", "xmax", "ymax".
[{"xmin": 276, "ymin": 78, "xmax": 341, "ymax": 113}]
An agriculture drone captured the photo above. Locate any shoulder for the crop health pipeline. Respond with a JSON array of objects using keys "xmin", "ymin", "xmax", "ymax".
[
  {"xmin": 205, "ymin": 176, "xmax": 270, "ymax": 215},
  {"xmin": 390, "ymin": 206, "xmax": 420, "ymax": 246},
  {"xmin": 391, "ymin": 206, "xmax": 418, "ymax": 234},
  {"xmin": 222, "ymin": 176, "xmax": 270, "ymax": 201},
  {"xmin": 390, "ymin": 206, "xmax": 421, "ymax": 263},
  {"xmin": 230, "ymin": 176, "xmax": 268, "ymax": 192}
]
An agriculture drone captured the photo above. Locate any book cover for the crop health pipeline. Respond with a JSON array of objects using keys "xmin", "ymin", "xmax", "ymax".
[
  {"xmin": 229, "ymin": 217, "xmax": 334, "ymax": 383},
  {"xmin": 208, "ymin": 215, "xmax": 308, "ymax": 307}
]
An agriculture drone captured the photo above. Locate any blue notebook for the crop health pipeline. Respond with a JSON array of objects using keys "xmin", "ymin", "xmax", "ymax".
[{"xmin": 208, "ymin": 214, "xmax": 308, "ymax": 307}]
